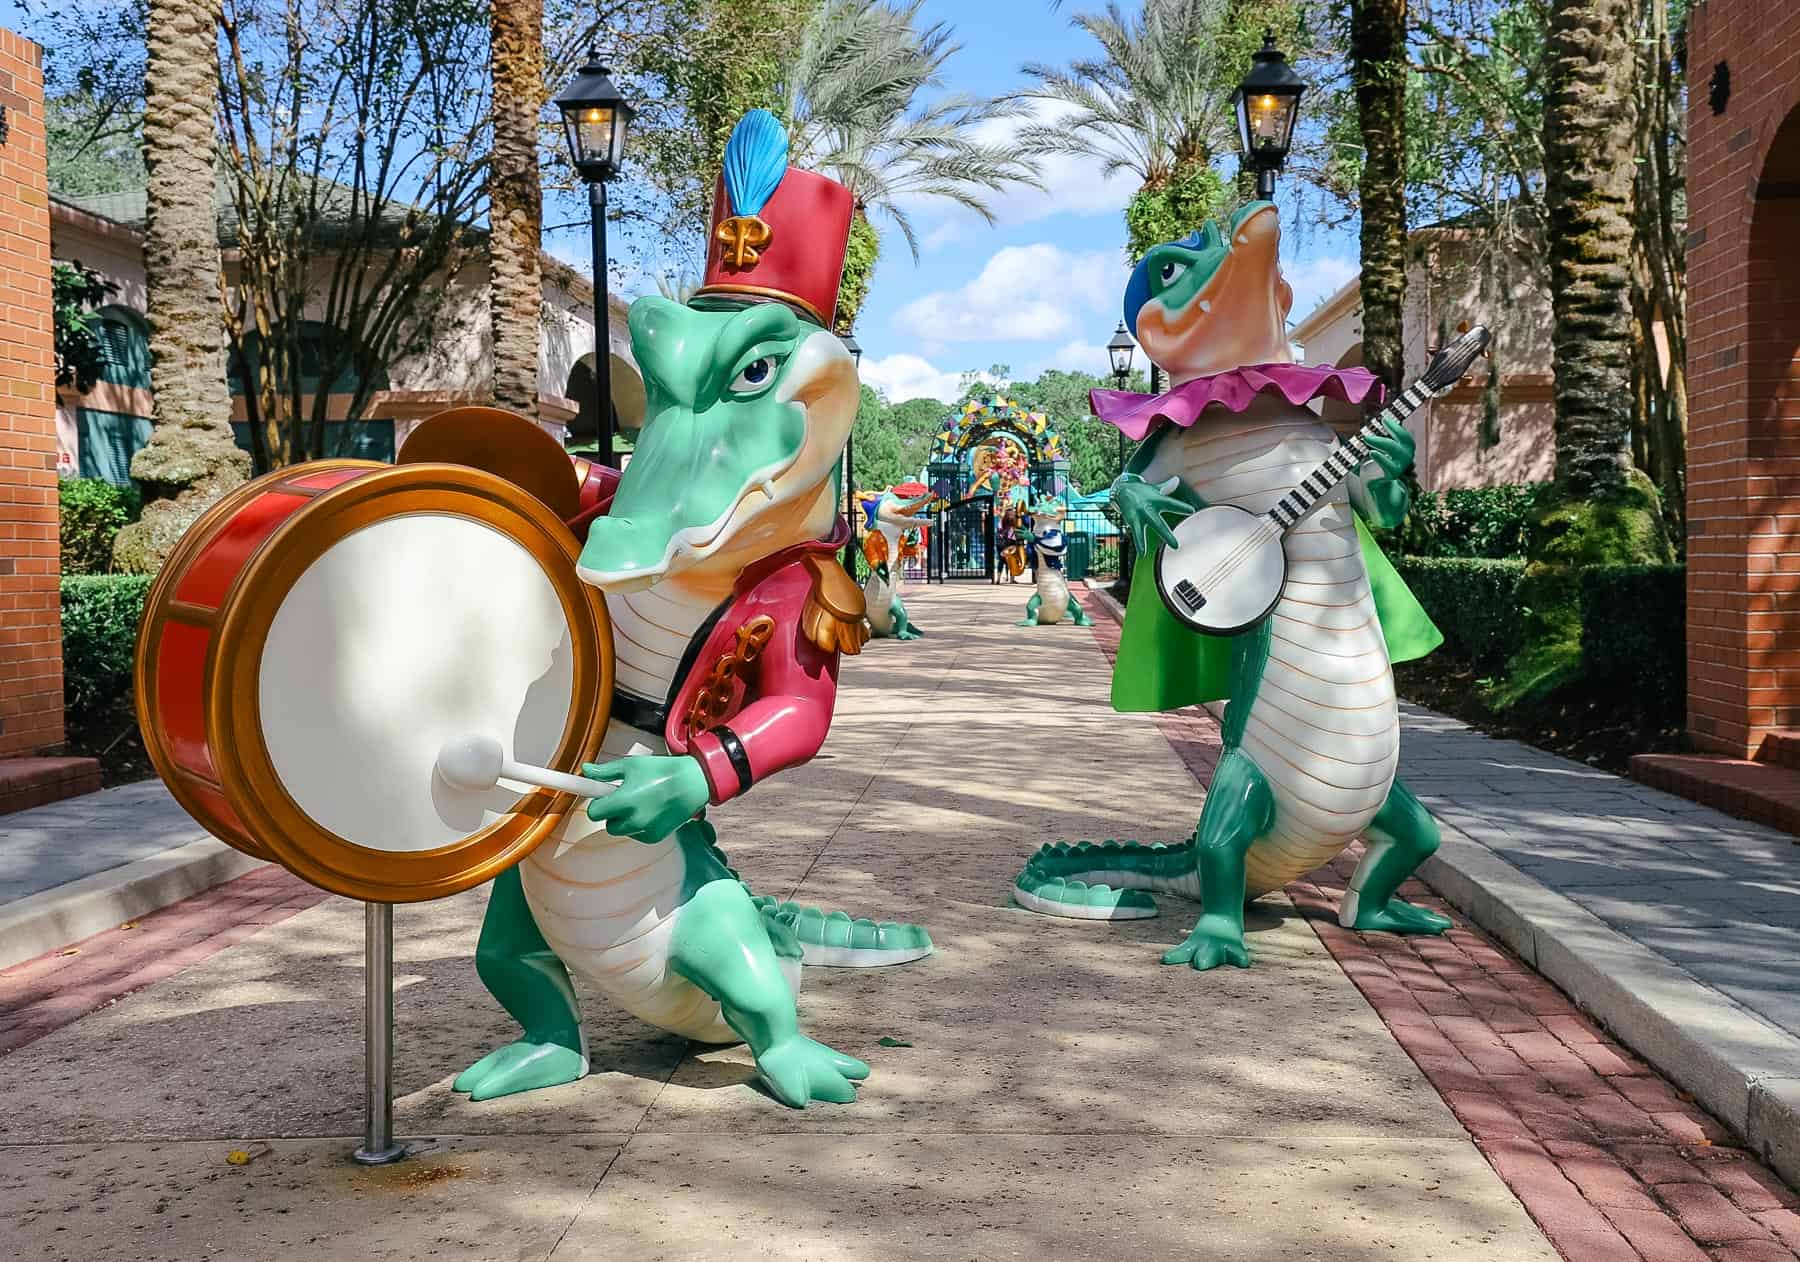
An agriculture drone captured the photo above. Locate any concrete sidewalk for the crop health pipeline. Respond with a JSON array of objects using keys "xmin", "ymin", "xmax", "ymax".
[
  {"xmin": 0, "ymin": 780, "xmax": 264, "ymax": 970},
  {"xmin": 0, "ymin": 582, "xmax": 1558, "ymax": 1261}
]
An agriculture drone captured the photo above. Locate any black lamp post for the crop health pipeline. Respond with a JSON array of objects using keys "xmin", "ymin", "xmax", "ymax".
[
  {"xmin": 555, "ymin": 52, "xmax": 635, "ymax": 468},
  {"xmin": 841, "ymin": 332, "xmax": 862, "ymax": 572},
  {"xmin": 1107, "ymin": 321, "xmax": 1136, "ymax": 471},
  {"xmin": 1233, "ymin": 31, "xmax": 1307, "ymax": 200}
]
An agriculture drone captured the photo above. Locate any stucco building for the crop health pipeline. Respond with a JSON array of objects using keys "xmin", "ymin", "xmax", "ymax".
[
  {"xmin": 1291, "ymin": 224, "xmax": 1559, "ymax": 492},
  {"xmin": 51, "ymin": 189, "xmax": 642, "ymax": 482}
]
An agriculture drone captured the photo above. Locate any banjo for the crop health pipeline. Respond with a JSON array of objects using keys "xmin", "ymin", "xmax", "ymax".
[{"xmin": 1153, "ymin": 325, "xmax": 1492, "ymax": 636}]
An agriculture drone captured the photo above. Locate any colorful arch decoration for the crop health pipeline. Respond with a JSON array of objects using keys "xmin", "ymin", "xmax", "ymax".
[{"xmin": 929, "ymin": 397, "xmax": 1065, "ymax": 464}]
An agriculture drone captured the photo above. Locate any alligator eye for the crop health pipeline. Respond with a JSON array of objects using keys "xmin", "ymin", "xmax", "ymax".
[
  {"xmin": 729, "ymin": 356, "xmax": 781, "ymax": 395},
  {"xmin": 1158, "ymin": 260, "xmax": 1187, "ymax": 287}
]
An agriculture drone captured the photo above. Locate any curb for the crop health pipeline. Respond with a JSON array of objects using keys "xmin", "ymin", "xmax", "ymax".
[
  {"xmin": 0, "ymin": 838, "xmax": 267, "ymax": 972},
  {"xmin": 1081, "ymin": 574, "xmax": 1800, "ymax": 1185},
  {"xmin": 1419, "ymin": 833, "xmax": 1800, "ymax": 1187}
]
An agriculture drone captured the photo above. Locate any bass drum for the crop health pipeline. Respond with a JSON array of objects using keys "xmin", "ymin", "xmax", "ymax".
[{"xmin": 136, "ymin": 460, "xmax": 613, "ymax": 902}]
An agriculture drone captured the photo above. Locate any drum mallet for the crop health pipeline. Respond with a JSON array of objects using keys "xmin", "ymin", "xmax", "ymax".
[{"xmin": 436, "ymin": 733, "xmax": 621, "ymax": 798}]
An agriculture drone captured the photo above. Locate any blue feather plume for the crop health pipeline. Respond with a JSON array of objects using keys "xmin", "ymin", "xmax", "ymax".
[{"xmin": 722, "ymin": 110, "xmax": 789, "ymax": 218}]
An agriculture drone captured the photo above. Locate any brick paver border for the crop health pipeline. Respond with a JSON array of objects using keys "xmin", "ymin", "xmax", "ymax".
[
  {"xmin": 1077, "ymin": 586, "xmax": 1800, "ymax": 1261},
  {"xmin": 0, "ymin": 864, "xmax": 327, "ymax": 1056}
]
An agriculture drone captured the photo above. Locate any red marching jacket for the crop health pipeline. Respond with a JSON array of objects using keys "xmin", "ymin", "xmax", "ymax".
[{"xmin": 568, "ymin": 459, "xmax": 869, "ymax": 806}]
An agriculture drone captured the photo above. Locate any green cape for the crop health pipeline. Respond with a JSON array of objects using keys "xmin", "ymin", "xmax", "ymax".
[{"xmin": 1111, "ymin": 514, "xmax": 1442, "ymax": 713}]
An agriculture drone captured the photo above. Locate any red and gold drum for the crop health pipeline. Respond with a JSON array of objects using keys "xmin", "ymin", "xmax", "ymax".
[{"xmin": 136, "ymin": 460, "xmax": 613, "ymax": 902}]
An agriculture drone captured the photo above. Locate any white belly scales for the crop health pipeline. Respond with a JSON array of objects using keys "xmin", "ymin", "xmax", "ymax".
[
  {"xmin": 521, "ymin": 580, "xmax": 750, "ymax": 1044},
  {"xmin": 863, "ymin": 573, "xmax": 896, "ymax": 633},
  {"xmin": 1146, "ymin": 401, "xmax": 1400, "ymax": 897},
  {"xmin": 1036, "ymin": 566, "xmax": 1070, "ymax": 623}
]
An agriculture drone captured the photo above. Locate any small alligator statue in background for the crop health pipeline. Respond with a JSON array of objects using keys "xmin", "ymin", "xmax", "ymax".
[
  {"xmin": 1016, "ymin": 498, "xmax": 1093, "ymax": 627},
  {"xmin": 861, "ymin": 485, "xmax": 934, "ymax": 640}
]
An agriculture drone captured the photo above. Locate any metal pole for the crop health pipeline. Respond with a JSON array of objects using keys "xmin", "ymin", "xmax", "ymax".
[
  {"xmin": 591, "ymin": 180, "xmax": 615, "ymax": 470},
  {"xmin": 353, "ymin": 901, "xmax": 405, "ymax": 1165},
  {"xmin": 842, "ymin": 434, "xmax": 856, "ymax": 572}
]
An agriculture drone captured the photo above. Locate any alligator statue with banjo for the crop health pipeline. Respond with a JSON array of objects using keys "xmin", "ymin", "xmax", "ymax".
[
  {"xmin": 1011, "ymin": 200, "xmax": 1488, "ymax": 971},
  {"xmin": 135, "ymin": 110, "xmax": 930, "ymax": 1114}
]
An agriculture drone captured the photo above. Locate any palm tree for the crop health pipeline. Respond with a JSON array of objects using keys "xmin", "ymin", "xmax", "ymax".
[
  {"xmin": 489, "ymin": 0, "xmax": 545, "ymax": 420},
  {"xmin": 1351, "ymin": 0, "xmax": 1408, "ymax": 399},
  {"xmin": 776, "ymin": 0, "xmax": 1043, "ymax": 331},
  {"xmin": 114, "ymin": 0, "xmax": 250, "ymax": 573}
]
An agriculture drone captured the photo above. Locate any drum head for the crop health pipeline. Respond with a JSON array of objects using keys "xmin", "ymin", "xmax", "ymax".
[{"xmin": 210, "ymin": 463, "xmax": 611, "ymax": 901}]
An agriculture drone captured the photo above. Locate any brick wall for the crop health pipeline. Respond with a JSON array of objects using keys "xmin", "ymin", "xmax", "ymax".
[
  {"xmin": 1685, "ymin": 0, "xmax": 1800, "ymax": 757},
  {"xmin": 0, "ymin": 31, "xmax": 62, "ymax": 757}
]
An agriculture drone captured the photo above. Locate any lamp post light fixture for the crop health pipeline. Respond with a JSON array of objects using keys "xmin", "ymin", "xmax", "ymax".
[
  {"xmin": 555, "ymin": 51, "xmax": 636, "ymax": 468},
  {"xmin": 1233, "ymin": 31, "xmax": 1307, "ymax": 200},
  {"xmin": 841, "ymin": 331, "xmax": 863, "ymax": 572},
  {"xmin": 1106, "ymin": 321, "xmax": 1136, "ymax": 470}
]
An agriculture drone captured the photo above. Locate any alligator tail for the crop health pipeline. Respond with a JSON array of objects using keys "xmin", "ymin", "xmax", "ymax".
[
  {"xmin": 753, "ymin": 897, "xmax": 934, "ymax": 968},
  {"xmin": 1011, "ymin": 838, "xmax": 1199, "ymax": 920}
]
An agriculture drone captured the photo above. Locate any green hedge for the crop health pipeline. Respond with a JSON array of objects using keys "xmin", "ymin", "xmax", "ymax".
[
  {"xmin": 59, "ymin": 477, "xmax": 141, "ymax": 575},
  {"xmin": 61, "ymin": 574, "xmax": 151, "ymax": 754},
  {"xmin": 1393, "ymin": 557, "xmax": 1527, "ymax": 672},
  {"xmin": 1379, "ymin": 483, "xmax": 1546, "ymax": 560},
  {"xmin": 1579, "ymin": 565, "xmax": 1686, "ymax": 702}
]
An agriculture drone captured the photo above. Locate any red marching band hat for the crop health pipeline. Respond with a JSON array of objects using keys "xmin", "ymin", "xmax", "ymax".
[{"xmin": 694, "ymin": 110, "xmax": 854, "ymax": 328}]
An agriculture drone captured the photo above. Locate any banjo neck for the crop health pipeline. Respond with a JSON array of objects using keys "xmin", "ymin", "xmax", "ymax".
[{"xmin": 1265, "ymin": 378, "xmax": 1435, "ymax": 533}]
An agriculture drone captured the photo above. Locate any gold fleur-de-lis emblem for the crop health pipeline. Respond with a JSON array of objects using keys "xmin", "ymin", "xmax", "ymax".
[{"xmin": 716, "ymin": 214, "xmax": 773, "ymax": 269}]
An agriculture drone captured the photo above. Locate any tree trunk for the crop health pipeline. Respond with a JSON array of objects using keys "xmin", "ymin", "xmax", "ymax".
[
  {"xmin": 489, "ymin": 0, "xmax": 545, "ymax": 419},
  {"xmin": 1352, "ymin": 0, "xmax": 1409, "ymax": 402},
  {"xmin": 114, "ymin": 0, "xmax": 250, "ymax": 574},
  {"xmin": 1544, "ymin": 0, "xmax": 1641, "ymax": 497}
]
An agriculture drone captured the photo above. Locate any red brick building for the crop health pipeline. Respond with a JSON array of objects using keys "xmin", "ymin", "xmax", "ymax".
[
  {"xmin": 0, "ymin": 30, "xmax": 65, "ymax": 765},
  {"xmin": 1685, "ymin": 0, "xmax": 1800, "ymax": 758}
]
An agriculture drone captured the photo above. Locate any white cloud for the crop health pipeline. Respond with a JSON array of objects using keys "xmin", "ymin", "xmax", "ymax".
[
  {"xmin": 891, "ymin": 243, "xmax": 1125, "ymax": 347},
  {"xmin": 860, "ymin": 352, "xmax": 972, "ymax": 405},
  {"xmin": 1285, "ymin": 254, "xmax": 1360, "ymax": 326},
  {"xmin": 1017, "ymin": 339, "xmax": 1110, "ymax": 382}
]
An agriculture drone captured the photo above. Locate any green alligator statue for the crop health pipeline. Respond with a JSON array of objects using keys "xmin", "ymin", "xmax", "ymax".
[
  {"xmin": 457, "ymin": 112, "xmax": 929, "ymax": 1110},
  {"xmin": 1011, "ymin": 202, "xmax": 1453, "ymax": 970}
]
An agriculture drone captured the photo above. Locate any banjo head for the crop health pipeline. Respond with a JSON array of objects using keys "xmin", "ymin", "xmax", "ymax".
[
  {"xmin": 1153, "ymin": 504, "xmax": 1286, "ymax": 636},
  {"xmin": 205, "ymin": 463, "xmax": 612, "ymax": 902}
]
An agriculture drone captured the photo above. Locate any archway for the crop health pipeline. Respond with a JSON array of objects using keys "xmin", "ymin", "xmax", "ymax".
[
  {"xmin": 72, "ymin": 306, "xmax": 154, "ymax": 485},
  {"xmin": 923, "ymin": 397, "xmax": 1071, "ymax": 582},
  {"xmin": 563, "ymin": 352, "xmax": 646, "ymax": 458}
]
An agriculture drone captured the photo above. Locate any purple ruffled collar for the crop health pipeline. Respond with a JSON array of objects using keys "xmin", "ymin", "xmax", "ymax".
[{"xmin": 1090, "ymin": 363, "xmax": 1385, "ymax": 442}]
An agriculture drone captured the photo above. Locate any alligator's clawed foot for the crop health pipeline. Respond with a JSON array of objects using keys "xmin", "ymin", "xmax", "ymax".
[
  {"xmin": 1161, "ymin": 918, "xmax": 1251, "ymax": 971},
  {"xmin": 894, "ymin": 626, "xmax": 924, "ymax": 640},
  {"xmin": 453, "ymin": 1039, "xmax": 587, "ymax": 1101},
  {"xmin": 754, "ymin": 1035, "xmax": 870, "ymax": 1107},
  {"xmin": 1349, "ymin": 897, "xmax": 1452, "ymax": 936}
]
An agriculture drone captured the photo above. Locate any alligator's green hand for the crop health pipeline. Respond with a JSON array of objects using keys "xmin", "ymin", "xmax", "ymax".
[
  {"xmin": 1161, "ymin": 914, "xmax": 1251, "ymax": 971},
  {"xmin": 1359, "ymin": 418, "xmax": 1414, "ymax": 527},
  {"xmin": 585, "ymin": 755, "xmax": 711, "ymax": 842},
  {"xmin": 454, "ymin": 1038, "xmax": 586, "ymax": 1101},
  {"xmin": 1112, "ymin": 473, "xmax": 1191, "ymax": 553},
  {"xmin": 754, "ymin": 1034, "xmax": 870, "ymax": 1107}
]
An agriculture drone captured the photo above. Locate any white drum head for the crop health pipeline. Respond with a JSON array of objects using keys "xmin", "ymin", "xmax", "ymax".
[{"xmin": 259, "ymin": 512, "xmax": 575, "ymax": 852}]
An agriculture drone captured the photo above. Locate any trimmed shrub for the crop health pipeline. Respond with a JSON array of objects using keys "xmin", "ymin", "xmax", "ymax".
[
  {"xmin": 1392, "ymin": 557, "xmax": 1527, "ymax": 672},
  {"xmin": 61, "ymin": 574, "xmax": 151, "ymax": 754},
  {"xmin": 1380, "ymin": 483, "xmax": 1547, "ymax": 560},
  {"xmin": 1579, "ymin": 565, "xmax": 1685, "ymax": 705},
  {"xmin": 59, "ymin": 477, "xmax": 142, "ymax": 575}
]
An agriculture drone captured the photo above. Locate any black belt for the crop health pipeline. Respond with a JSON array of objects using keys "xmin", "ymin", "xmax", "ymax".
[{"xmin": 610, "ymin": 688, "xmax": 667, "ymax": 735}]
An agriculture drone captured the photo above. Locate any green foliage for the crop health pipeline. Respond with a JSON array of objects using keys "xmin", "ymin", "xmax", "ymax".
[
  {"xmin": 60, "ymin": 574, "xmax": 152, "ymax": 754},
  {"xmin": 1124, "ymin": 160, "xmax": 1228, "ymax": 263},
  {"xmin": 1392, "ymin": 556, "xmax": 1527, "ymax": 671},
  {"xmin": 59, "ymin": 478, "xmax": 143, "ymax": 575},
  {"xmin": 848, "ymin": 389, "xmax": 939, "ymax": 492},
  {"xmin": 1378, "ymin": 482, "xmax": 1546, "ymax": 559},
  {"xmin": 47, "ymin": 91, "xmax": 146, "ymax": 198},
  {"xmin": 835, "ymin": 213, "xmax": 881, "ymax": 334},
  {"xmin": 1578, "ymin": 565, "xmax": 1685, "ymax": 705},
  {"xmin": 51, "ymin": 259, "xmax": 118, "ymax": 393}
]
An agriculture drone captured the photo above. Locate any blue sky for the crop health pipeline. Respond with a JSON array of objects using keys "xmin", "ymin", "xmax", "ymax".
[{"xmin": 798, "ymin": 0, "xmax": 1361, "ymax": 404}]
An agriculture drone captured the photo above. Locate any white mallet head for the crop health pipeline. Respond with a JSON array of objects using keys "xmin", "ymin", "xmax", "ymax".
[{"xmin": 437, "ymin": 733, "xmax": 505, "ymax": 792}]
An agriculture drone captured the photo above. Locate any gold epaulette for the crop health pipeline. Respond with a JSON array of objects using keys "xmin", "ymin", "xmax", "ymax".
[{"xmin": 800, "ymin": 552, "xmax": 870, "ymax": 657}]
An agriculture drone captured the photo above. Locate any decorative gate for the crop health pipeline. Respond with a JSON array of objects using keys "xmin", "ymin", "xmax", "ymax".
[{"xmin": 929, "ymin": 495, "xmax": 995, "ymax": 582}]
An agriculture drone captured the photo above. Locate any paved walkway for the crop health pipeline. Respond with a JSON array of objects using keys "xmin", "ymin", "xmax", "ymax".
[
  {"xmin": 1, "ymin": 581, "xmax": 1795, "ymax": 1261},
  {"xmin": 0, "ymin": 780, "xmax": 208, "ymax": 904},
  {"xmin": 1396, "ymin": 708, "xmax": 1800, "ymax": 1043}
]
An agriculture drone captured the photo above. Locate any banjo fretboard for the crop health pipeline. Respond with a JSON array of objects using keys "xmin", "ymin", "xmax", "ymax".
[{"xmin": 1266, "ymin": 380, "xmax": 1433, "ymax": 531}]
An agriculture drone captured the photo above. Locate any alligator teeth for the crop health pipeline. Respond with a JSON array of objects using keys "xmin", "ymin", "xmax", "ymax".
[
  {"xmin": 1235, "ymin": 233, "xmax": 1249, "ymax": 245},
  {"xmin": 1198, "ymin": 300, "xmax": 1212, "ymax": 313}
]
